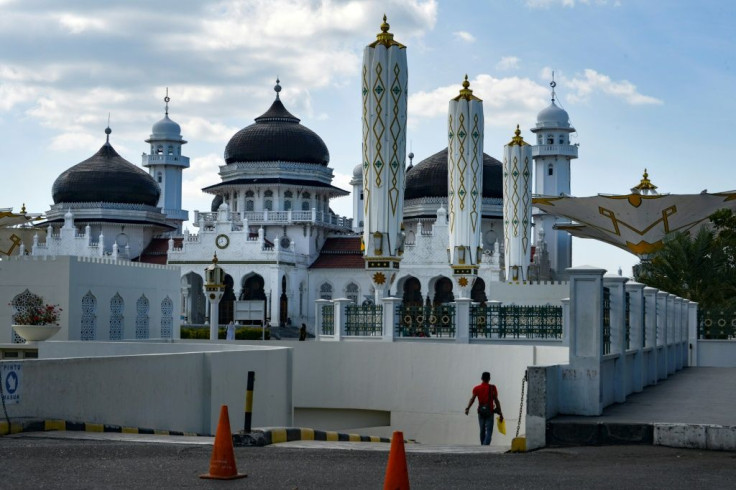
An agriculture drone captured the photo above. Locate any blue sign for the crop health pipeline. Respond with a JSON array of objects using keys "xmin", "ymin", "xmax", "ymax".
[{"xmin": 1, "ymin": 363, "xmax": 21, "ymax": 404}]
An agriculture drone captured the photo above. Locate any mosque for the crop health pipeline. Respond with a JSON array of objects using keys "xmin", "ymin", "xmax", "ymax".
[{"xmin": 18, "ymin": 18, "xmax": 580, "ymax": 335}]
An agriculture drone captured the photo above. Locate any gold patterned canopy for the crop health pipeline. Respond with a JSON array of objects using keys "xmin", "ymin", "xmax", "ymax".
[
  {"xmin": 532, "ymin": 191, "xmax": 736, "ymax": 258},
  {"xmin": 0, "ymin": 207, "xmax": 43, "ymax": 256}
]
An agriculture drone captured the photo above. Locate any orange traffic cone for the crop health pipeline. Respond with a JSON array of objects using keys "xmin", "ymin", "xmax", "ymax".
[
  {"xmin": 383, "ymin": 431, "xmax": 410, "ymax": 490},
  {"xmin": 200, "ymin": 405, "xmax": 247, "ymax": 480}
]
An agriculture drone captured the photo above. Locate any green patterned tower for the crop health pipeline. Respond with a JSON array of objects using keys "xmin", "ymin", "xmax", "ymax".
[
  {"xmin": 447, "ymin": 76, "xmax": 483, "ymax": 298},
  {"xmin": 503, "ymin": 125, "xmax": 533, "ymax": 281},
  {"xmin": 361, "ymin": 15, "xmax": 407, "ymax": 299}
]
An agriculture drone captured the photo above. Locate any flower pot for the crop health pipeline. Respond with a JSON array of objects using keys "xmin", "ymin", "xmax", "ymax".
[{"xmin": 12, "ymin": 324, "xmax": 62, "ymax": 342}]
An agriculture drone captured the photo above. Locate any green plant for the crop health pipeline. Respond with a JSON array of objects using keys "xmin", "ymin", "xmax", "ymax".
[
  {"xmin": 179, "ymin": 326, "xmax": 270, "ymax": 340},
  {"xmin": 11, "ymin": 297, "xmax": 62, "ymax": 326}
]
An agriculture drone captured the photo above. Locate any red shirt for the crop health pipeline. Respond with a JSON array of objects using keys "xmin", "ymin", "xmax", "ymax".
[{"xmin": 472, "ymin": 383, "xmax": 497, "ymax": 412}]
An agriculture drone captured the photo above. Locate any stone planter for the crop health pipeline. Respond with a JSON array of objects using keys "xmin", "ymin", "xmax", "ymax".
[{"xmin": 12, "ymin": 324, "xmax": 62, "ymax": 342}]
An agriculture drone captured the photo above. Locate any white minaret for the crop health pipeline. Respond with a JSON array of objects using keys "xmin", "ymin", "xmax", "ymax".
[
  {"xmin": 361, "ymin": 15, "xmax": 407, "ymax": 300},
  {"xmin": 530, "ymin": 78, "xmax": 578, "ymax": 278},
  {"xmin": 350, "ymin": 163, "xmax": 364, "ymax": 233},
  {"xmin": 503, "ymin": 125, "xmax": 533, "ymax": 282},
  {"xmin": 447, "ymin": 75, "xmax": 483, "ymax": 298},
  {"xmin": 143, "ymin": 90, "xmax": 189, "ymax": 234}
]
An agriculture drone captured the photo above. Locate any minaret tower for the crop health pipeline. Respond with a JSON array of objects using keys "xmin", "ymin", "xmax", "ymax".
[
  {"xmin": 503, "ymin": 125, "xmax": 533, "ymax": 282},
  {"xmin": 361, "ymin": 15, "xmax": 408, "ymax": 301},
  {"xmin": 447, "ymin": 75, "xmax": 483, "ymax": 298},
  {"xmin": 143, "ymin": 89, "xmax": 189, "ymax": 234},
  {"xmin": 530, "ymin": 77, "xmax": 578, "ymax": 278}
]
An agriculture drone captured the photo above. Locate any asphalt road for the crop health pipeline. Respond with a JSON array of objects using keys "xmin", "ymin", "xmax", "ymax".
[{"xmin": 1, "ymin": 436, "xmax": 735, "ymax": 489}]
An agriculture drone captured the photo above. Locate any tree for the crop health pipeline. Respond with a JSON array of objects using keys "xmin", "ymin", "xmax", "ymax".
[{"xmin": 635, "ymin": 209, "xmax": 736, "ymax": 309}]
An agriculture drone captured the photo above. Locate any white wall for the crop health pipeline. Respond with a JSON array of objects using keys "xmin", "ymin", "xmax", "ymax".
[
  {"xmin": 3, "ymin": 341, "xmax": 291, "ymax": 434},
  {"xmin": 489, "ymin": 281, "xmax": 569, "ymax": 305},
  {"xmin": 697, "ymin": 341, "xmax": 736, "ymax": 367}
]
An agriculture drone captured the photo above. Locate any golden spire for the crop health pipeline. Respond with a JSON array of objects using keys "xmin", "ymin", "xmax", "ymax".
[
  {"xmin": 507, "ymin": 124, "xmax": 528, "ymax": 146},
  {"xmin": 453, "ymin": 74, "xmax": 482, "ymax": 101},
  {"xmin": 212, "ymin": 252, "xmax": 219, "ymax": 265},
  {"xmin": 633, "ymin": 168, "xmax": 657, "ymax": 191},
  {"xmin": 369, "ymin": 14, "xmax": 406, "ymax": 49}
]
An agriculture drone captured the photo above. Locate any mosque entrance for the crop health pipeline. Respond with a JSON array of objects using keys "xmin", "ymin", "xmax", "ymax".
[
  {"xmin": 471, "ymin": 278, "xmax": 487, "ymax": 304},
  {"xmin": 401, "ymin": 276, "xmax": 423, "ymax": 306},
  {"xmin": 240, "ymin": 273, "xmax": 267, "ymax": 325},
  {"xmin": 433, "ymin": 277, "xmax": 455, "ymax": 305},
  {"xmin": 218, "ymin": 274, "xmax": 236, "ymax": 325},
  {"xmin": 182, "ymin": 272, "xmax": 206, "ymax": 325}
]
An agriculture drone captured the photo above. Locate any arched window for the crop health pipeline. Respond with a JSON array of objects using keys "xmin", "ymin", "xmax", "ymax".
[
  {"xmin": 320, "ymin": 283, "xmax": 333, "ymax": 300},
  {"xmin": 156, "ymin": 145, "xmax": 163, "ymax": 155},
  {"xmin": 10, "ymin": 289, "xmax": 42, "ymax": 344},
  {"xmin": 264, "ymin": 190, "xmax": 273, "ymax": 198},
  {"xmin": 161, "ymin": 296, "xmax": 173, "ymax": 339},
  {"xmin": 246, "ymin": 200, "xmax": 254, "ymax": 211},
  {"xmin": 245, "ymin": 190, "xmax": 254, "ymax": 198},
  {"xmin": 546, "ymin": 135, "xmax": 553, "ymax": 145},
  {"xmin": 284, "ymin": 191, "xmax": 293, "ymax": 198},
  {"xmin": 135, "ymin": 294, "xmax": 150, "ymax": 339},
  {"xmin": 81, "ymin": 291, "xmax": 97, "ymax": 341},
  {"xmin": 167, "ymin": 146, "xmax": 174, "ymax": 155},
  {"xmin": 548, "ymin": 164, "xmax": 554, "ymax": 176},
  {"xmin": 157, "ymin": 172, "xmax": 162, "ymax": 184},
  {"xmin": 345, "ymin": 283, "xmax": 359, "ymax": 304},
  {"xmin": 302, "ymin": 201, "xmax": 310, "ymax": 211},
  {"xmin": 558, "ymin": 136, "xmax": 565, "ymax": 145},
  {"xmin": 302, "ymin": 192, "xmax": 310, "ymax": 199},
  {"xmin": 265, "ymin": 200, "xmax": 273, "ymax": 211},
  {"xmin": 284, "ymin": 200, "xmax": 292, "ymax": 211},
  {"xmin": 109, "ymin": 293, "xmax": 124, "ymax": 341}
]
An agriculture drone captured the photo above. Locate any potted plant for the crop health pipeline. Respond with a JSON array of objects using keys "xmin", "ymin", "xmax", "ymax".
[{"xmin": 11, "ymin": 297, "xmax": 63, "ymax": 342}]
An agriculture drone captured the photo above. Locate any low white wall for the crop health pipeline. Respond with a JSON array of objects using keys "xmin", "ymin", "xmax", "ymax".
[
  {"xmin": 489, "ymin": 281, "xmax": 569, "ymax": 305},
  {"xmin": 3, "ymin": 341, "xmax": 291, "ymax": 435},
  {"xmin": 246, "ymin": 340, "xmax": 569, "ymax": 446},
  {"xmin": 697, "ymin": 341, "xmax": 736, "ymax": 367}
]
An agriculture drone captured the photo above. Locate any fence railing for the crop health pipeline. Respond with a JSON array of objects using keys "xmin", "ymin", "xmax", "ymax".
[
  {"xmin": 698, "ymin": 309, "xmax": 736, "ymax": 339},
  {"xmin": 345, "ymin": 304, "xmax": 382, "ymax": 336},
  {"xmin": 625, "ymin": 291, "xmax": 631, "ymax": 350},
  {"xmin": 469, "ymin": 304, "xmax": 563, "ymax": 339},
  {"xmin": 321, "ymin": 304, "xmax": 335, "ymax": 335},
  {"xmin": 396, "ymin": 304, "xmax": 456, "ymax": 338}
]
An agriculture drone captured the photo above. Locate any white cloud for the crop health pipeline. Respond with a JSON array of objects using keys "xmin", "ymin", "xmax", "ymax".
[
  {"xmin": 183, "ymin": 153, "xmax": 223, "ymax": 207},
  {"xmin": 182, "ymin": 117, "xmax": 239, "ymax": 144},
  {"xmin": 58, "ymin": 14, "xmax": 107, "ymax": 34},
  {"xmin": 50, "ymin": 131, "xmax": 98, "ymax": 152},
  {"xmin": 453, "ymin": 31, "xmax": 475, "ymax": 43},
  {"xmin": 496, "ymin": 56, "xmax": 520, "ymax": 71},
  {"xmin": 561, "ymin": 68, "xmax": 663, "ymax": 105},
  {"xmin": 525, "ymin": 0, "xmax": 616, "ymax": 7},
  {"xmin": 0, "ymin": 83, "xmax": 37, "ymax": 111},
  {"xmin": 408, "ymin": 74, "xmax": 548, "ymax": 128}
]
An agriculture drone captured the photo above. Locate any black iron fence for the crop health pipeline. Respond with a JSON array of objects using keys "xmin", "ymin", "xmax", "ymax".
[{"xmin": 469, "ymin": 304, "xmax": 563, "ymax": 339}]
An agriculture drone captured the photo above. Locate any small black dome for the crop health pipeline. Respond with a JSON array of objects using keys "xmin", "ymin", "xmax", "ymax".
[
  {"xmin": 52, "ymin": 142, "xmax": 160, "ymax": 206},
  {"xmin": 224, "ymin": 98, "xmax": 329, "ymax": 165},
  {"xmin": 405, "ymin": 148, "xmax": 503, "ymax": 201},
  {"xmin": 211, "ymin": 195, "xmax": 223, "ymax": 212}
]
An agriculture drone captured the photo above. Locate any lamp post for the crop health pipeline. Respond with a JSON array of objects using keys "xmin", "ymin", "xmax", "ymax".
[{"xmin": 204, "ymin": 253, "xmax": 225, "ymax": 341}]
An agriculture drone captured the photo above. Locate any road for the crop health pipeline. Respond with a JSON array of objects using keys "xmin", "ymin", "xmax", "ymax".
[{"xmin": 1, "ymin": 435, "xmax": 734, "ymax": 489}]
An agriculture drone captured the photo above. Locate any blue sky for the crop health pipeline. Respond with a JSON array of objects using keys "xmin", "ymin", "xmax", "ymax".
[{"xmin": 1, "ymin": 0, "xmax": 734, "ymax": 276}]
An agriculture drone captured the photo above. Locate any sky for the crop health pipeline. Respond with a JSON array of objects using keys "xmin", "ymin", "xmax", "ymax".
[{"xmin": 1, "ymin": 0, "xmax": 734, "ymax": 277}]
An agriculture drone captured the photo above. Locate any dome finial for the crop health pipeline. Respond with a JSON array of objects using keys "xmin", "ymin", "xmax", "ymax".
[
  {"xmin": 164, "ymin": 87, "xmax": 170, "ymax": 116},
  {"xmin": 105, "ymin": 113, "xmax": 111, "ymax": 144},
  {"xmin": 453, "ymin": 74, "xmax": 481, "ymax": 101},
  {"xmin": 274, "ymin": 77, "xmax": 281, "ymax": 100},
  {"xmin": 381, "ymin": 14, "xmax": 389, "ymax": 33},
  {"xmin": 550, "ymin": 70, "xmax": 557, "ymax": 103},
  {"xmin": 508, "ymin": 124, "xmax": 527, "ymax": 146},
  {"xmin": 370, "ymin": 14, "xmax": 405, "ymax": 48},
  {"xmin": 631, "ymin": 168, "xmax": 658, "ymax": 194}
]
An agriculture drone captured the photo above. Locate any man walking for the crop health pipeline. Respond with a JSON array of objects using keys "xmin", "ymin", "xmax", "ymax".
[{"xmin": 465, "ymin": 371, "xmax": 503, "ymax": 445}]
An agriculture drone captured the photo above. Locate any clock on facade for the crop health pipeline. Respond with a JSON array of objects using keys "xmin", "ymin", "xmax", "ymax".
[{"xmin": 215, "ymin": 234, "xmax": 230, "ymax": 249}]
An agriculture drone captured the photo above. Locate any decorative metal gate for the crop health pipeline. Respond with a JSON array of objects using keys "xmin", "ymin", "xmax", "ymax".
[
  {"xmin": 345, "ymin": 304, "xmax": 382, "ymax": 336},
  {"xmin": 396, "ymin": 304, "xmax": 456, "ymax": 338}
]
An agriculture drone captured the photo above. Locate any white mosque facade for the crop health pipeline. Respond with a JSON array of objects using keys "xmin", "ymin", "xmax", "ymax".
[{"xmin": 11, "ymin": 18, "xmax": 578, "ymax": 338}]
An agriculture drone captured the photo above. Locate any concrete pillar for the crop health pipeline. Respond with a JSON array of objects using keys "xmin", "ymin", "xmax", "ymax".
[
  {"xmin": 667, "ymin": 294, "xmax": 676, "ymax": 375},
  {"xmin": 604, "ymin": 274, "xmax": 628, "ymax": 403},
  {"xmin": 333, "ymin": 298, "xmax": 352, "ymax": 341},
  {"xmin": 625, "ymin": 281, "xmax": 645, "ymax": 393},
  {"xmin": 656, "ymin": 291, "xmax": 669, "ymax": 380},
  {"xmin": 643, "ymin": 287, "xmax": 659, "ymax": 385},
  {"xmin": 687, "ymin": 301, "xmax": 699, "ymax": 367},
  {"xmin": 205, "ymin": 289, "xmax": 223, "ymax": 341},
  {"xmin": 454, "ymin": 298, "xmax": 472, "ymax": 343},
  {"xmin": 382, "ymin": 297, "xmax": 402, "ymax": 342},
  {"xmin": 674, "ymin": 297, "xmax": 684, "ymax": 370},
  {"xmin": 562, "ymin": 265, "xmax": 606, "ymax": 416},
  {"xmin": 561, "ymin": 298, "xmax": 570, "ymax": 347}
]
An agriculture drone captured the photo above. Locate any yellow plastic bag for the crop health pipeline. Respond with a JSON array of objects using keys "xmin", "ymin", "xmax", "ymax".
[{"xmin": 496, "ymin": 416, "xmax": 506, "ymax": 435}]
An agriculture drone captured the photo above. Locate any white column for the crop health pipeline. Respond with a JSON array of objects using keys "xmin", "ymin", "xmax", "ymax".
[
  {"xmin": 448, "ymin": 76, "xmax": 483, "ymax": 297},
  {"xmin": 687, "ymin": 301, "xmax": 699, "ymax": 367},
  {"xmin": 604, "ymin": 274, "xmax": 628, "ymax": 403},
  {"xmin": 503, "ymin": 126, "xmax": 532, "ymax": 282},
  {"xmin": 454, "ymin": 298, "xmax": 472, "ymax": 343},
  {"xmin": 656, "ymin": 291, "xmax": 669, "ymax": 380},
  {"xmin": 625, "ymin": 281, "xmax": 645, "ymax": 393},
  {"xmin": 333, "ymin": 298, "xmax": 352, "ymax": 341},
  {"xmin": 561, "ymin": 297, "xmax": 570, "ymax": 347},
  {"xmin": 382, "ymin": 297, "xmax": 402, "ymax": 342},
  {"xmin": 666, "ymin": 294, "xmax": 676, "ymax": 375},
  {"xmin": 205, "ymin": 289, "xmax": 223, "ymax": 341},
  {"xmin": 643, "ymin": 287, "xmax": 659, "ymax": 385}
]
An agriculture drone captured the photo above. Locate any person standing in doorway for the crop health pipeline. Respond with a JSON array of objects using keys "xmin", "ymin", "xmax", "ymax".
[
  {"xmin": 299, "ymin": 323, "xmax": 307, "ymax": 341},
  {"xmin": 464, "ymin": 371, "xmax": 503, "ymax": 445}
]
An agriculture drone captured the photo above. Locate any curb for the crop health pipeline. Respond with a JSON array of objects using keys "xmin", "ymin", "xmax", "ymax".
[
  {"xmin": 234, "ymin": 427, "xmax": 391, "ymax": 447},
  {"xmin": 0, "ymin": 419, "xmax": 204, "ymax": 437}
]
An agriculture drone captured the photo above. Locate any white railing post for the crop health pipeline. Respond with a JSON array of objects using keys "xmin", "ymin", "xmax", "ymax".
[
  {"xmin": 604, "ymin": 274, "xmax": 628, "ymax": 403},
  {"xmin": 643, "ymin": 287, "xmax": 659, "ymax": 385},
  {"xmin": 667, "ymin": 294, "xmax": 676, "ymax": 375},
  {"xmin": 687, "ymin": 301, "xmax": 699, "ymax": 367},
  {"xmin": 333, "ymin": 298, "xmax": 351, "ymax": 341},
  {"xmin": 563, "ymin": 265, "xmax": 606, "ymax": 416},
  {"xmin": 674, "ymin": 297, "xmax": 684, "ymax": 370},
  {"xmin": 382, "ymin": 297, "xmax": 401, "ymax": 342},
  {"xmin": 656, "ymin": 291, "xmax": 669, "ymax": 380},
  {"xmin": 454, "ymin": 298, "xmax": 471, "ymax": 343},
  {"xmin": 561, "ymin": 298, "xmax": 570, "ymax": 347},
  {"xmin": 625, "ymin": 281, "xmax": 645, "ymax": 393}
]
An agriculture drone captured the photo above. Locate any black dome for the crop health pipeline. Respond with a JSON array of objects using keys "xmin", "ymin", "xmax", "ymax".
[
  {"xmin": 52, "ymin": 141, "xmax": 160, "ymax": 206},
  {"xmin": 405, "ymin": 148, "xmax": 503, "ymax": 200},
  {"xmin": 224, "ymin": 98, "xmax": 329, "ymax": 165}
]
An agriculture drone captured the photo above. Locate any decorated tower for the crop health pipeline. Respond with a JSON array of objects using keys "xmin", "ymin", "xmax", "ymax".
[
  {"xmin": 361, "ymin": 15, "xmax": 408, "ymax": 300},
  {"xmin": 503, "ymin": 125, "xmax": 533, "ymax": 282},
  {"xmin": 143, "ymin": 90, "xmax": 189, "ymax": 234},
  {"xmin": 447, "ymin": 76, "xmax": 483, "ymax": 298},
  {"xmin": 530, "ymin": 78, "xmax": 578, "ymax": 278}
]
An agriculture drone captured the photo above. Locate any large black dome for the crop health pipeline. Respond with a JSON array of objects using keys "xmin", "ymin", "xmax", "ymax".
[
  {"xmin": 405, "ymin": 148, "xmax": 503, "ymax": 200},
  {"xmin": 224, "ymin": 98, "xmax": 329, "ymax": 166},
  {"xmin": 52, "ymin": 139, "xmax": 160, "ymax": 206}
]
